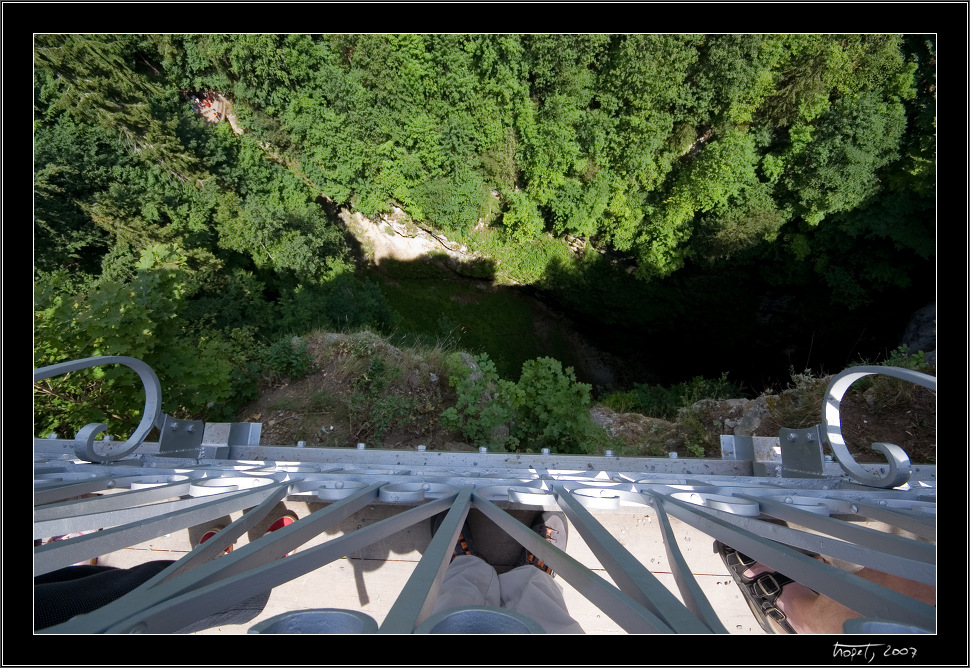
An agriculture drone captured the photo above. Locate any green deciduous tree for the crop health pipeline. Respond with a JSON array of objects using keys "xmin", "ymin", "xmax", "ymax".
[
  {"xmin": 412, "ymin": 168, "xmax": 493, "ymax": 234},
  {"xmin": 783, "ymin": 92, "xmax": 907, "ymax": 226},
  {"xmin": 34, "ymin": 245, "xmax": 250, "ymax": 438},
  {"xmin": 758, "ymin": 35, "xmax": 842, "ymax": 128},
  {"xmin": 33, "ymin": 116, "xmax": 117, "ymax": 273},
  {"xmin": 216, "ymin": 200, "xmax": 345, "ymax": 280},
  {"xmin": 636, "ymin": 128, "xmax": 763, "ymax": 276},
  {"xmin": 690, "ymin": 180, "xmax": 788, "ymax": 263},
  {"xmin": 500, "ymin": 189, "xmax": 545, "ymax": 242}
]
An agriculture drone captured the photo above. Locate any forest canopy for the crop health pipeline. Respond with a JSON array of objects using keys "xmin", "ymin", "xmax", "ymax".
[{"xmin": 33, "ymin": 34, "xmax": 936, "ymax": 440}]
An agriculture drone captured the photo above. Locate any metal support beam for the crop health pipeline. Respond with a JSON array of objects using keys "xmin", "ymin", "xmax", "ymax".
[
  {"xmin": 95, "ymin": 489, "xmax": 453, "ymax": 633},
  {"xmin": 33, "ymin": 356, "xmax": 936, "ymax": 634},
  {"xmin": 471, "ymin": 492, "xmax": 675, "ymax": 633},
  {"xmin": 554, "ymin": 485, "xmax": 720, "ymax": 633},
  {"xmin": 643, "ymin": 490, "xmax": 936, "ymax": 631},
  {"xmin": 644, "ymin": 494, "xmax": 732, "ymax": 633},
  {"xmin": 34, "ymin": 482, "xmax": 287, "ymax": 575},
  {"xmin": 378, "ymin": 487, "xmax": 473, "ymax": 633},
  {"xmin": 34, "ymin": 479, "xmax": 194, "ymax": 521}
]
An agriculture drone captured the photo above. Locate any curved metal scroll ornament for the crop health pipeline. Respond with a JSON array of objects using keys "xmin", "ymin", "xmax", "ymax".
[
  {"xmin": 34, "ymin": 356, "xmax": 163, "ymax": 463},
  {"xmin": 823, "ymin": 365, "xmax": 936, "ymax": 489}
]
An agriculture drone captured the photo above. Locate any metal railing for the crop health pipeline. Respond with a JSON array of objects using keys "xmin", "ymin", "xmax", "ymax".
[{"xmin": 33, "ymin": 357, "xmax": 937, "ymax": 634}]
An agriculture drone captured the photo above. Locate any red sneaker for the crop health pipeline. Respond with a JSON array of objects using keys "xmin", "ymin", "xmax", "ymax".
[
  {"xmin": 199, "ymin": 527, "xmax": 233, "ymax": 554},
  {"xmin": 267, "ymin": 516, "xmax": 295, "ymax": 533},
  {"xmin": 266, "ymin": 516, "xmax": 296, "ymax": 556}
]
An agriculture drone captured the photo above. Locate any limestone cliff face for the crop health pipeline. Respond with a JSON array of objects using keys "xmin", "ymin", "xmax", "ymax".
[{"xmin": 338, "ymin": 206, "xmax": 477, "ymax": 266}]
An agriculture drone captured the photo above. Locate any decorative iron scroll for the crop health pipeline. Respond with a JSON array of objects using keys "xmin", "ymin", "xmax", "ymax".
[
  {"xmin": 822, "ymin": 365, "xmax": 936, "ymax": 489},
  {"xmin": 34, "ymin": 356, "xmax": 163, "ymax": 463}
]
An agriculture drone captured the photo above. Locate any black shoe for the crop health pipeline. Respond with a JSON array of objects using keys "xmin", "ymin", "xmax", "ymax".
[
  {"xmin": 519, "ymin": 511, "xmax": 567, "ymax": 577},
  {"xmin": 430, "ymin": 512, "xmax": 478, "ymax": 561}
]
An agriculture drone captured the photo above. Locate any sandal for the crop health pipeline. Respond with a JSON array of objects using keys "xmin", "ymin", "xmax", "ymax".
[
  {"xmin": 518, "ymin": 512, "xmax": 568, "ymax": 578},
  {"xmin": 715, "ymin": 539, "xmax": 758, "ymax": 584},
  {"xmin": 429, "ymin": 513, "xmax": 478, "ymax": 561},
  {"xmin": 714, "ymin": 540, "xmax": 798, "ymax": 634}
]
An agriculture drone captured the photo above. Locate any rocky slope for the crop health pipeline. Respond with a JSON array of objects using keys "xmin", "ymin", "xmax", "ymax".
[
  {"xmin": 237, "ymin": 331, "xmax": 937, "ymax": 465},
  {"xmin": 590, "ymin": 380, "xmax": 937, "ymax": 465}
]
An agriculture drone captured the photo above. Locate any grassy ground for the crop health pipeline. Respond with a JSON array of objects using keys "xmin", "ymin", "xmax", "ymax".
[
  {"xmin": 364, "ymin": 259, "xmax": 568, "ymax": 380},
  {"xmin": 458, "ymin": 227, "xmax": 578, "ymax": 287}
]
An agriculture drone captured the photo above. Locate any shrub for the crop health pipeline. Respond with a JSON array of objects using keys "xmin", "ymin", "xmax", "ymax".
[
  {"xmin": 441, "ymin": 353, "xmax": 609, "ymax": 454},
  {"xmin": 600, "ymin": 390, "xmax": 638, "ymax": 414},
  {"xmin": 265, "ymin": 335, "xmax": 316, "ymax": 381},
  {"xmin": 509, "ymin": 357, "xmax": 599, "ymax": 454},
  {"xmin": 766, "ymin": 368, "xmax": 830, "ymax": 429},
  {"xmin": 631, "ymin": 383, "xmax": 683, "ymax": 420},
  {"xmin": 877, "ymin": 345, "xmax": 931, "ymax": 373},
  {"xmin": 851, "ymin": 345, "xmax": 935, "ymax": 413},
  {"xmin": 604, "ymin": 372, "xmax": 744, "ymax": 421},
  {"xmin": 440, "ymin": 352, "xmax": 516, "ymax": 451},
  {"xmin": 363, "ymin": 394, "xmax": 417, "ymax": 445},
  {"xmin": 677, "ymin": 405, "xmax": 712, "ymax": 457}
]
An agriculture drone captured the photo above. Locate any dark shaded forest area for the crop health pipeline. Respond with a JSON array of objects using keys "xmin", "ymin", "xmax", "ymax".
[{"xmin": 33, "ymin": 34, "xmax": 936, "ymax": 442}]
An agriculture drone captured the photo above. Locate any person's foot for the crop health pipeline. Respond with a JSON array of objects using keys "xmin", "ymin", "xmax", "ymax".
[
  {"xmin": 199, "ymin": 526, "xmax": 234, "ymax": 554},
  {"xmin": 430, "ymin": 512, "xmax": 478, "ymax": 561},
  {"xmin": 519, "ymin": 511, "xmax": 567, "ymax": 577},
  {"xmin": 266, "ymin": 516, "xmax": 295, "ymax": 533},
  {"xmin": 265, "ymin": 514, "xmax": 298, "ymax": 557},
  {"xmin": 715, "ymin": 541, "xmax": 821, "ymax": 633},
  {"xmin": 739, "ymin": 560, "xmax": 825, "ymax": 633}
]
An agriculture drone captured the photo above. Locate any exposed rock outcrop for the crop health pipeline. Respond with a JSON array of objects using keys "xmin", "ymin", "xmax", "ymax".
[
  {"xmin": 589, "ymin": 395, "xmax": 777, "ymax": 455},
  {"xmin": 338, "ymin": 206, "xmax": 480, "ymax": 267},
  {"xmin": 698, "ymin": 397, "xmax": 773, "ymax": 436},
  {"xmin": 900, "ymin": 302, "xmax": 936, "ymax": 368},
  {"xmin": 589, "ymin": 405, "xmax": 677, "ymax": 450}
]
